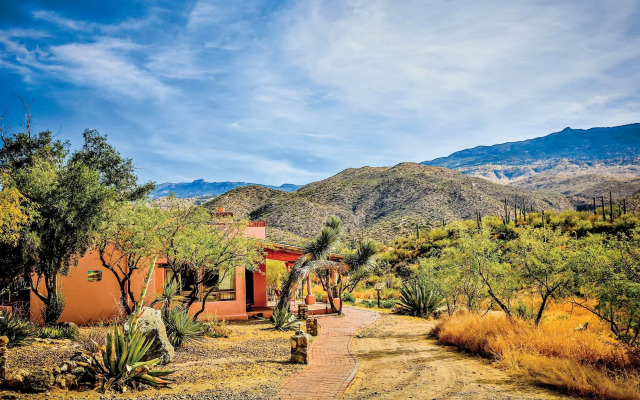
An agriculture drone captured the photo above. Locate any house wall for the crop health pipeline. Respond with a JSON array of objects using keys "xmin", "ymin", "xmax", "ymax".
[{"xmin": 30, "ymin": 223, "xmax": 267, "ymax": 325}]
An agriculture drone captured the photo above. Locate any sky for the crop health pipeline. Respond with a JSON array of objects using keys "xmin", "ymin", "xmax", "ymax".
[{"xmin": 1, "ymin": 0, "xmax": 639, "ymax": 185}]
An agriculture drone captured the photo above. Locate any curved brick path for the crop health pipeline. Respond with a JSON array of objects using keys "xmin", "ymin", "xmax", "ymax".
[{"xmin": 275, "ymin": 307, "xmax": 378, "ymax": 400}]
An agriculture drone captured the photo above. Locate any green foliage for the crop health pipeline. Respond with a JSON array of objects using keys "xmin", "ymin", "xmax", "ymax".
[
  {"xmin": 93, "ymin": 325, "xmax": 174, "ymax": 390},
  {"xmin": 266, "ymin": 307, "xmax": 298, "ymax": 331},
  {"xmin": 0, "ymin": 310, "xmax": 34, "ymax": 347},
  {"xmin": 514, "ymin": 302, "xmax": 535, "ymax": 320},
  {"xmin": 40, "ymin": 294, "xmax": 66, "ymax": 326},
  {"xmin": 397, "ymin": 279, "xmax": 442, "ymax": 317},
  {"xmin": 37, "ymin": 325, "xmax": 78, "ymax": 340},
  {"xmin": 162, "ymin": 307, "xmax": 207, "ymax": 348},
  {"xmin": 361, "ymin": 299, "xmax": 398, "ymax": 309},
  {"xmin": 342, "ymin": 292, "xmax": 356, "ymax": 303}
]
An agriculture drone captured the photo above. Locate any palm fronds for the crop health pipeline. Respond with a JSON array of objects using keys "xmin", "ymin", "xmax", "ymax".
[{"xmin": 162, "ymin": 306, "xmax": 206, "ymax": 348}]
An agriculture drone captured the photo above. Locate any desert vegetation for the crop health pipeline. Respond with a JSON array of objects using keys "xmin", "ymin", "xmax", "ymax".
[{"xmin": 371, "ymin": 208, "xmax": 640, "ymax": 399}]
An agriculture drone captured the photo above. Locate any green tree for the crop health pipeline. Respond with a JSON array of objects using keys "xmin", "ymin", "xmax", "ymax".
[
  {"xmin": 97, "ymin": 202, "xmax": 165, "ymax": 315},
  {"xmin": 159, "ymin": 199, "xmax": 264, "ymax": 320},
  {"xmin": 573, "ymin": 231, "xmax": 640, "ymax": 353},
  {"xmin": 457, "ymin": 231, "xmax": 519, "ymax": 319},
  {"xmin": 508, "ymin": 227, "xmax": 577, "ymax": 326},
  {"xmin": 1, "ymin": 112, "xmax": 152, "ymax": 324}
]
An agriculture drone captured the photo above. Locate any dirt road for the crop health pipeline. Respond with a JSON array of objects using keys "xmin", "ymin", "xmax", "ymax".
[{"xmin": 344, "ymin": 313, "xmax": 577, "ymax": 400}]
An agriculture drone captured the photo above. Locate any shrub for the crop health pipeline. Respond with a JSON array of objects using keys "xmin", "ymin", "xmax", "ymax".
[
  {"xmin": 265, "ymin": 307, "xmax": 298, "ymax": 331},
  {"xmin": 90, "ymin": 325, "xmax": 174, "ymax": 390},
  {"xmin": 0, "ymin": 310, "xmax": 34, "ymax": 347},
  {"xmin": 396, "ymin": 279, "xmax": 442, "ymax": 317},
  {"xmin": 204, "ymin": 313, "xmax": 232, "ymax": 338},
  {"xmin": 40, "ymin": 294, "xmax": 65, "ymax": 325},
  {"xmin": 162, "ymin": 306, "xmax": 206, "ymax": 348},
  {"xmin": 342, "ymin": 292, "xmax": 356, "ymax": 303},
  {"xmin": 314, "ymin": 291, "xmax": 325, "ymax": 301},
  {"xmin": 37, "ymin": 325, "xmax": 78, "ymax": 340},
  {"xmin": 514, "ymin": 302, "xmax": 534, "ymax": 320},
  {"xmin": 433, "ymin": 313, "xmax": 640, "ymax": 399}
]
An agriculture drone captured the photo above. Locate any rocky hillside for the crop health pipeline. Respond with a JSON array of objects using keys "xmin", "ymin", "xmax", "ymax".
[
  {"xmin": 512, "ymin": 174, "xmax": 640, "ymax": 209},
  {"xmin": 422, "ymin": 123, "xmax": 640, "ymax": 183},
  {"xmin": 151, "ymin": 179, "xmax": 300, "ymax": 199},
  {"xmin": 206, "ymin": 163, "xmax": 572, "ymax": 243}
]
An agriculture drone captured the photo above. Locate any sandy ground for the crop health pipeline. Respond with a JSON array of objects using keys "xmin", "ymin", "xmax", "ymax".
[
  {"xmin": 1, "ymin": 320, "xmax": 303, "ymax": 400},
  {"xmin": 344, "ymin": 313, "xmax": 578, "ymax": 400}
]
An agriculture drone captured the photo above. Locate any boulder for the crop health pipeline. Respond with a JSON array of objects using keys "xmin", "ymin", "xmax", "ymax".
[
  {"xmin": 22, "ymin": 369, "xmax": 54, "ymax": 393},
  {"xmin": 4, "ymin": 368, "xmax": 29, "ymax": 389},
  {"xmin": 134, "ymin": 308, "xmax": 174, "ymax": 365},
  {"xmin": 54, "ymin": 373, "xmax": 77, "ymax": 390}
]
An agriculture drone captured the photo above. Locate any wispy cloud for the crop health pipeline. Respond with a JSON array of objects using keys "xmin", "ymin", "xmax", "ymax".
[{"xmin": 0, "ymin": 0, "xmax": 639, "ymax": 184}]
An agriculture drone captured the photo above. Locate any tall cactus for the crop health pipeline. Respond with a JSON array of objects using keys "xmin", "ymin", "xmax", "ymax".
[
  {"xmin": 593, "ymin": 197, "xmax": 597, "ymax": 215},
  {"xmin": 601, "ymin": 196, "xmax": 606, "ymax": 222},
  {"xmin": 609, "ymin": 191, "xmax": 614, "ymax": 223}
]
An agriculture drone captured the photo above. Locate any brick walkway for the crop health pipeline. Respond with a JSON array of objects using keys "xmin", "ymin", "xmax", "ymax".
[{"xmin": 275, "ymin": 307, "xmax": 378, "ymax": 400}]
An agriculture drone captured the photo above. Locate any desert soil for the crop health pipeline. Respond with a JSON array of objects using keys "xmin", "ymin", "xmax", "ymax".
[
  {"xmin": 1, "ymin": 320, "xmax": 302, "ymax": 400},
  {"xmin": 344, "ymin": 313, "xmax": 577, "ymax": 400}
]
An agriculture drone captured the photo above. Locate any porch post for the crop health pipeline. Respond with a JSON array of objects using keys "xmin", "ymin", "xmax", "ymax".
[{"xmin": 305, "ymin": 274, "xmax": 316, "ymax": 305}]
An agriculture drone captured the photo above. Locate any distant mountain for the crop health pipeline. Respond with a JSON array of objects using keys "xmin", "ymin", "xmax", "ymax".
[
  {"xmin": 422, "ymin": 123, "xmax": 640, "ymax": 183},
  {"xmin": 511, "ymin": 174, "xmax": 640, "ymax": 209},
  {"xmin": 205, "ymin": 163, "xmax": 571, "ymax": 243},
  {"xmin": 150, "ymin": 179, "xmax": 301, "ymax": 199}
]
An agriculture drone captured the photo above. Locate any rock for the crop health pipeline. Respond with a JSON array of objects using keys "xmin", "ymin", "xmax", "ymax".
[
  {"xmin": 57, "ymin": 322, "xmax": 80, "ymax": 340},
  {"xmin": 290, "ymin": 329, "xmax": 311, "ymax": 364},
  {"xmin": 55, "ymin": 373, "xmax": 77, "ymax": 390},
  {"xmin": 135, "ymin": 308, "xmax": 175, "ymax": 365},
  {"xmin": 71, "ymin": 366, "xmax": 86, "ymax": 376},
  {"xmin": 4, "ymin": 368, "xmax": 29, "ymax": 388},
  {"xmin": 71, "ymin": 352, "xmax": 94, "ymax": 366},
  {"xmin": 59, "ymin": 360, "xmax": 76, "ymax": 373},
  {"xmin": 23, "ymin": 369, "xmax": 54, "ymax": 393}
]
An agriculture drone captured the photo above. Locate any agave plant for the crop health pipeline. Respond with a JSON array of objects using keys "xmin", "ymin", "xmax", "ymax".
[
  {"xmin": 162, "ymin": 306, "xmax": 206, "ymax": 348},
  {"xmin": 264, "ymin": 307, "xmax": 298, "ymax": 331},
  {"xmin": 0, "ymin": 310, "xmax": 34, "ymax": 347},
  {"xmin": 397, "ymin": 279, "xmax": 442, "ymax": 317},
  {"xmin": 90, "ymin": 325, "xmax": 174, "ymax": 390}
]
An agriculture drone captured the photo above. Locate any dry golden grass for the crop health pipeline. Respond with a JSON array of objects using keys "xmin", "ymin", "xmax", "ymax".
[{"xmin": 434, "ymin": 311, "xmax": 640, "ymax": 399}]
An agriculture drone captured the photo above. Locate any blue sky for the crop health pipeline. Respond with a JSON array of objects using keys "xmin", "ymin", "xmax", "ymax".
[{"xmin": 1, "ymin": 0, "xmax": 639, "ymax": 185}]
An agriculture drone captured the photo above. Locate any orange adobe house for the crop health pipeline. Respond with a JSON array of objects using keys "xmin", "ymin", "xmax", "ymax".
[{"xmin": 28, "ymin": 209, "xmax": 340, "ymax": 325}]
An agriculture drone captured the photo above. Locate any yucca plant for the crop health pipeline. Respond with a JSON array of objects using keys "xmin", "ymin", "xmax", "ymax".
[
  {"xmin": 263, "ymin": 307, "xmax": 298, "ymax": 331},
  {"xmin": 397, "ymin": 279, "xmax": 442, "ymax": 317},
  {"xmin": 162, "ymin": 306, "xmax": 206, "ymax": 348},
  {"xmin": 0, "ymin": 310, "xmax": 34, "ymax": 347},
  {"xmin": 90, "ymin": 325, "xmax": 174, "ymax": 390}
]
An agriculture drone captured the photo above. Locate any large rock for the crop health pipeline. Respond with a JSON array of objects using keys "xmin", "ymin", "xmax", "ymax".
[
  {"xmin": 4, "ymin": 368, "xmax": 29, "ymax": 389},
  {"xmin": 134, "ymin": 308, "xmax": 174, "ymax": 365},
  {"xmin": 22, "ymin": 369, "xmax": 54, "ymax": 393}
]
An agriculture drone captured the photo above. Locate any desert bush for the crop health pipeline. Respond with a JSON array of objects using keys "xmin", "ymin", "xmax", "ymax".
[
  {"xmin": 40, "ymin": 294, "xmax": 65, "ymax": 325},
  {"xmin": 162, "ymin": 306, "xmax": 206, "ymax": 348},
  {"xmin": 396, "ymin": 279, "xmax": 442, "ymax": 317},
  {"xmin": 203, "ymin": 313, "xmax": 232, "ymax": 338},
  {"xmin": 433, "ymin": 313, "xmax": 640, "ymax": 399},
  {"xmin": 514, "ymin": 302, "xmax": 534, "ymax": 320},
  {"xmin": 91, "ymin": 325, "xmax": 174, "ymax": 390},
  {"xmin": 0, "ymin": 310, "xmax": 34, "ymax": 347},
  {"xmin": 360, "ymin": 299, "xmax": 399, "ymax": 309},
  {"xmin": 37, "ymin": 325, "xmax": 78, "ymax": 340},
  {"xmin": 342, "ymin": 292, "xmax": 356, "ymax": 303},
  {"xmin": 265, "ymin": 307, "xmax": 298, "ymax": 331}
]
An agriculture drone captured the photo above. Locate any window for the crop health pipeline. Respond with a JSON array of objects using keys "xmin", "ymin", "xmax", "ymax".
[{"xmin": 164, "ymin": 267, "xmax": 236, "ymax": 302}]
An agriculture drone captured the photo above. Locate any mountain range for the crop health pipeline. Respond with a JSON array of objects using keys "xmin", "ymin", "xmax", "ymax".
[
  {"xmin": 205, "ymin": 163, "xmax": 571, "ymax": 243},
  {"xmin": 154, "ymin": 123, "xmax": 639, "ymax": 242},
  {"xmin": 422, "ymin": 123, "xmax": 640, "ymax": 183},
  {"xmin": 150, "ymin": 179, "xmax": 300, "ymax": 200}
]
